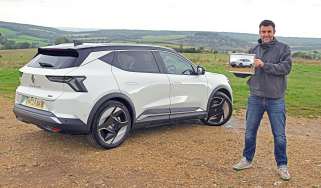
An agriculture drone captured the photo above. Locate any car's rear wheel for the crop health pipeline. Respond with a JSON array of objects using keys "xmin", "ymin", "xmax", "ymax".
[
  {"xmin": 201, "ymin": 91, "xmax": 232, "ymax": 126},
  {"xmin": 87, "ymin": 100, "xmax": 131, "ymax": 149}
]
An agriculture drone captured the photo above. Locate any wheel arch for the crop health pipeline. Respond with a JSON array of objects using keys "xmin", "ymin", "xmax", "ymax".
[
  {"xmin": 206, "ymin": 86, "xmax": 232, "ymax": 112},
  {"xmin": 87, "ymin": 93, "xmax": 136, "ymax": 131}
]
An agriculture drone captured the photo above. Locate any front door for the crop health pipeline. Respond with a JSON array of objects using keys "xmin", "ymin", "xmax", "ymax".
[{"xmin": 158, "ymin": 51, "xmax": 208, "ymax": 117}]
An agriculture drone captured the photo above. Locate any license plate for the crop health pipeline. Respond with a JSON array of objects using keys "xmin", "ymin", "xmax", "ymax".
[{"xmin": 25, "ymin": 97, "xmax": 44, "ymax": 110}]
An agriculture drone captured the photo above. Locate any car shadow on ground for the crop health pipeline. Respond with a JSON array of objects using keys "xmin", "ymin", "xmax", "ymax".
[{"xmin": 15, "ymin": 117, "xmax": 242, "ymax": 151}]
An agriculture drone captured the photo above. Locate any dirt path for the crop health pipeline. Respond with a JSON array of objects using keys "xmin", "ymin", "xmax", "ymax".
[{"xmin": 1, "ymin": 97, "xmax": 321, "ymax": 187}]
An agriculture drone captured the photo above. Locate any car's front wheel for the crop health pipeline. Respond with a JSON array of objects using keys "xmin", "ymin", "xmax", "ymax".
[
  {"xmin": 201, "ymin": 91, "xmax": 232, "ymax": 126},
  {"xmin": 87, "ymin": 100, "xmax": 132, "ymax": 149}
]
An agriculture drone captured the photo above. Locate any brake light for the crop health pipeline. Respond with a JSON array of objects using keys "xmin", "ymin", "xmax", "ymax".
[
  {"xmin": 51, "ymin": 127, "xmax": 61, "ymax": 132},
  {"xmin": 46, "ymin": 76, "xmax": 87, "ymax": 92}
]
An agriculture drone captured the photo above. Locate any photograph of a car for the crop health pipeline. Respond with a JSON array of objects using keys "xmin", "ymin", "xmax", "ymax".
[
  {"xmin": 228, "ymin": 53, "xmax": 255, "ymax": 75},
  {"xmin": 13, "ymin": 43, "xmax": 233, "ymax": 149},
  {"xmin": 230, "ymin": 58, "xmax": 253, "ymax": 67}
]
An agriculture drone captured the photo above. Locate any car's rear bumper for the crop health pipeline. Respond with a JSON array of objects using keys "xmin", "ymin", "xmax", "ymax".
[{"xmin": 13, "ymin": 104, "xmax": 90, "ymax": 134}]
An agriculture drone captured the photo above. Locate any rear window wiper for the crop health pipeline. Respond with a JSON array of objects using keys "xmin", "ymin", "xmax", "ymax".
[{"xmin": 38, "ymin": 62, "xmax": 54, "ymax": 67}]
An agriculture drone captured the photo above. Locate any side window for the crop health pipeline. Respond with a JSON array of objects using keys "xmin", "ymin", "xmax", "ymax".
[
  {"xmin": 159, "ymin": 51, "xmax": 194, "ymax": 75},
  {"xmin": 98, "ymin": 51, "xmax": 114, "ymax": 64},
  {"xmin": 115, "ymin": 51, "xmax": 160, "ymax": 73}
]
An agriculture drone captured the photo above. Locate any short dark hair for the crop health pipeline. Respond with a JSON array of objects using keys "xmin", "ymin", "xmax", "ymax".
[{"xmin": 259, "ymin": 20, "xmax": 275, "ymax": 31}]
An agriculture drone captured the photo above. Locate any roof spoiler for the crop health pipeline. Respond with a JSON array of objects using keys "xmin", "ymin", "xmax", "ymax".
[{"xmin": 38, "ymin": 48, "xmax": 79, "ymax": 57}]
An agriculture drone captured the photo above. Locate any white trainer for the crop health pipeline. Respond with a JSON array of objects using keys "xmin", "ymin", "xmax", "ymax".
[
  {"xmin": 233, "ymin": 157, "xmax": 252, "ymax": 171},
  {"xmin": 277, "ymin": 165, "xmax": 291, "ymax": 181}
]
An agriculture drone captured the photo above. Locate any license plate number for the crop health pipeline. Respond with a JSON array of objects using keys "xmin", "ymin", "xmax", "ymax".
[{"xmin": 25, "ymin": 97, "xmax": 44, "ymax": 110}]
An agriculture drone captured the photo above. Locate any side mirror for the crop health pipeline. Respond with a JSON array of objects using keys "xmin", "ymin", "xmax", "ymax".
[{"xmin": 196, "ymin": 65, "xmax": 205, "ymax": 75}]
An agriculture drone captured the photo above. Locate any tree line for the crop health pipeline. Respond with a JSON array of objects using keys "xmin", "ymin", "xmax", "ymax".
[
  {"xmin": 0, "ymin": 32, "xmax": 40, "ymax": 49},
  {"xmin": 292, "ymin": 51, "xmax": 321, "ymax": 60},
  {"xmin": 173, "ymin": 44, "xmax": 218, "ymax": 53}
]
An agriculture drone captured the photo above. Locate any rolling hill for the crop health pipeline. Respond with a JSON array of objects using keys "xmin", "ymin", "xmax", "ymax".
[{"xmin": 1, "ymin": 20, "xmax": 321, "ymax": 51}]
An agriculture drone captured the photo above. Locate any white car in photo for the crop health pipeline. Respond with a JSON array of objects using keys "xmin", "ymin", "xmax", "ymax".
[
  {"xmin": 230, "ymin": 58, "xmax": 253, "ymax": 68},
  {"xmin": 13, "ymin": 43, "xmax": 233, "ymax": 149}
]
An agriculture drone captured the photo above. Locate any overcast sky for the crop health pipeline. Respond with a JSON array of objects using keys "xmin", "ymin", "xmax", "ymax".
[{"xmin": 1, "ymin": 0, "xmax": 321, "ymax": 38}]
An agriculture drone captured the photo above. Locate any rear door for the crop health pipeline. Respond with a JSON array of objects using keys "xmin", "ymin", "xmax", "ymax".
[{"xmin": 111, "ymin": 50, "xmax": 171, "ymax": 123}]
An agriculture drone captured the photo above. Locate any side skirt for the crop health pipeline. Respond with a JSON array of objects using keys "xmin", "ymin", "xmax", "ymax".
[{"xmin": 134, "ymin": 111, "xmax": 207, "ymax": 129}]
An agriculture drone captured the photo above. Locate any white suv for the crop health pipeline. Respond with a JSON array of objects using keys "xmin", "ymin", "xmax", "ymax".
[
  {"xmin": 13, "ymin": 43, "xmax": 233, "ymax": 149},
  {"xmin": 230, "ymin": 58, "xmax": 253, "ymax": 67}
]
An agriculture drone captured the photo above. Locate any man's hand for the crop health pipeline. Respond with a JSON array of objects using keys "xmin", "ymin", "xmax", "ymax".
[{"xmin": 254, "ymin": 59, "xmax": 264, "ymax": 68}]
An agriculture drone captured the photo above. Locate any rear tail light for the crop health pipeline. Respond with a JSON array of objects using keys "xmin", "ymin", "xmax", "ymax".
[
  {"xmin": 46, "ymin": 76, "xmax": 87, "ymax": 92},
  {"xmin": 51, "ymin": 127, "xmax": 61, "ymax": 132}
]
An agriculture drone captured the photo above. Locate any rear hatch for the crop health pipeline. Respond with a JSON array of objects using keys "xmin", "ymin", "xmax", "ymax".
[{"xmin": 16, "ymin": 48, "xmax": 86, "ymax": 109}]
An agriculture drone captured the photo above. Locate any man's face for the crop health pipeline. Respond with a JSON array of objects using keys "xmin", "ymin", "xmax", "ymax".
[{"xmin": 259, "ymin": 25, "xmax": 275, "ymax": 43}]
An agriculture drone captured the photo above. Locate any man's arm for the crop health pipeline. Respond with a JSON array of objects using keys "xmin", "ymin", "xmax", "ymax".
[
  {"xmin": 233, "ymin": 73, "xmax": 251, "ymax": 78},
  {"xmin": 260, "ymin": 45, "xmax": 292, "ymax": 76}
]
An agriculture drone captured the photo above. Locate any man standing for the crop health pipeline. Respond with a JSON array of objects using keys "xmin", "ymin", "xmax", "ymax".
[{"xmin": 233, "ymin": 20, "xmax": 292, "ymax": 181}]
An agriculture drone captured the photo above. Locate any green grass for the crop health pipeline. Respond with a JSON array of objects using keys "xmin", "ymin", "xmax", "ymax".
[
  {"xmin": 14, "ymin": 35, "xmax": 48, "ymax": 46},
  {"xmin": 0, "ymin": 49, "xmax": 320, "ymax": 117},
  {"xmin": 0, "ymin": 68, "xmax": 20, "ymax": 95},
  {"xmin": 0, "ymin": 49, "xmax": 36, "ymax": 96},
  {"xmin": 286, "ymin": 63, "xmax": 321, "ymax": 117},
  {"xmin": 0, "ymin": 27, "xmax": 17, "ymax": 37},
  {"xmin": 0, "ymin": 48, "xmax": 37, "ymax": 68}
]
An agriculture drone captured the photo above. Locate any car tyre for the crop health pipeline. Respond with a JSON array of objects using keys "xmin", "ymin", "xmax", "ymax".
[
  {"xmin": 87, "ymin": 100, "xmax": 132, "ymax": 149},
  {"xmin": 201, "ymin": 91, "xmax": 232, "ymax": 126}
]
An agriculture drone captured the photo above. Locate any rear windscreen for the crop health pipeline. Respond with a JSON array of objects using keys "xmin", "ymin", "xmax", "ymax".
[{"xmin": 27, "ymin": 49, "xmax": 79, "ymax": 69}]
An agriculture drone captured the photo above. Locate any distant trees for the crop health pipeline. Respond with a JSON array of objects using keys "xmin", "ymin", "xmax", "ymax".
[
  {"xmin": 0, "ymin": 33, "xmax": 7, "ymax": 44},
  {"xmin": 174, "ymin": 47, "xmax": 201, "ymax": 53},
  {"xmin": 1, "ymin": 40, "xmax": 34, "ymax": 49},
  {"xmin": 15, "ymin": 42, "xmax": 31, "ymax": 49},
  {"xmin": 292, "ymin": 51, "xmax": 321, "ymax": 60},
  {"xmin": 0, "ymin": 32, "xmax": 41, "ymax": 49},
  {"xmin": 174, "ymin": 44, "xmax": 216, "ymax": 53},
  {"xmin": 3, "ymin": 40, "xmax": 16, "ymax": 49}
]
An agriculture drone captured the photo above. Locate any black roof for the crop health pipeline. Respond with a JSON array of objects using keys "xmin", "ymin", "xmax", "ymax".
[
  {"xmin": 37, "ymin": 43, "xmax": 178, "ymax": 67},
  {"xmin": 40, "ymin": 43, "xmax": 176, "ymax": 53}
]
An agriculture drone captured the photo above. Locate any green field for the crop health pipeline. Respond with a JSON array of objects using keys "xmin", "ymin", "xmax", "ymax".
[
  {"xmin": 14, "ymin": 35, "xmax": 48, "ymax": 46},
  {"xmin": 0, "ymin": 27, "xmax": 49, "ymax": 46},
  {"xmin": 0, "ymin": 48, "xmax": 37, "ymax": 68},
  {"xmin": 0, "ymin": 49, "xmax": 320, "ymax": 117},
  {"xmin": 142, "ymin": 35, "xmax": 186, "ymax": 42},
  {"xmin": 0, "ymin": 28, "xmax": 17, "ymax": 36}
]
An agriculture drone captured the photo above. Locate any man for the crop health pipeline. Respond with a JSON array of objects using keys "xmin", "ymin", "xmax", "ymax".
[{"xmin": 233, "ymin": 20, "xmax": 292, "ymax": 181}]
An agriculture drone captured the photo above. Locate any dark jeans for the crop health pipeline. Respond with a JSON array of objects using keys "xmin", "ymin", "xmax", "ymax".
[{"xmin": 243, "ymin": 95, "xmax": 288, "ymax": 167}]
